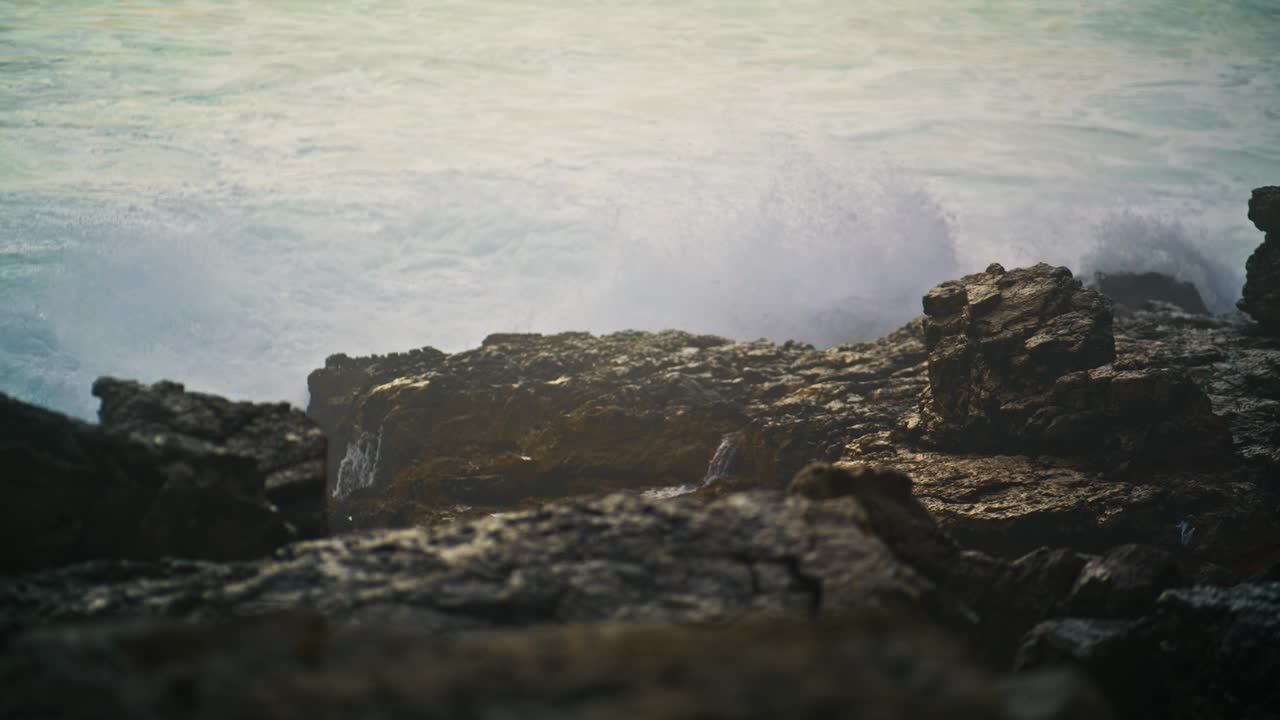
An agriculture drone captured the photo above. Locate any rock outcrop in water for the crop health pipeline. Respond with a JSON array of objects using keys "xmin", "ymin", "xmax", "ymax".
[
  {"xmin": 1240, "ymin": 185, "xmax": 1280, "ymax": 335},
  {"xmin": 5, "ymin": 190, "xmax": 1280, "ymax": 718},
  {"xmin": 0, "ymin": 381, "xmax": 325, "ymax": 573}
]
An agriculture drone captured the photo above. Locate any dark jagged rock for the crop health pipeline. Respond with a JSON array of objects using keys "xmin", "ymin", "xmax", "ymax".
[
  {"xmin": 1017, "ymin": 582, "xmax": 1280, "ymax": 719},
  {"xmin": 0, "ymin": 382, "xmax": 324, "ymax": 574},
  {"xmin": 1239, "ymin": 186, "xmax": 1280, "ymax": 335},
  {"xmin": 911, "ymin": 262, "xmax": 1115, "ymax": 447},
  {"xmin": 1091, "ymin": 271, "xmax": 1210, "ymax": 315},
  {"xmin": 94, "ymin": 378, "xmax": 327, "ymax": 539},
  {"xmin": 1249, "ymin": 186, "xmax": 1280, "ymax": 234},
  {"xmin": 906, "ymin": 262, "xmax": 1232, "ymax": 469},
  {"xmin": 0, "ymin": 611, "xmax": 1111, "ymax": 720}
]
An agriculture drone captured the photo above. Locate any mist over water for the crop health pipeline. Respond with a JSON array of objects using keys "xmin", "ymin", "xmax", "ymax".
[{"xmin": 2, "ymin": 0, "xmax": 1278, "ymax": 417}]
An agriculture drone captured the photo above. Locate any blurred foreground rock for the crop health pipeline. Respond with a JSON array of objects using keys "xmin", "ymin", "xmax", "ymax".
[{"xmin": 0, "ymin": 612, "xmax": 1110, "ymax": 720}]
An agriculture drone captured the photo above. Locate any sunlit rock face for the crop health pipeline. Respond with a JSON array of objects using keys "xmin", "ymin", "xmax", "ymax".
[
  {"xmin": 906, "ymin": 262, "xmax": 1233, "ymax": 469},
  {"xmin": 306, "ymin": 328, "xmax": 930, "ymax": 530},
  {"xmin": 1239, "ymin": 186, "xmax": 1280, "ymax": 336}
]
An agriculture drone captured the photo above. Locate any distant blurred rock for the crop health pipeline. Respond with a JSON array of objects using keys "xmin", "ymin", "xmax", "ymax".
[{"xmin": 1091, "ymin": 271, "xmax": 1209, "ymax": 315}]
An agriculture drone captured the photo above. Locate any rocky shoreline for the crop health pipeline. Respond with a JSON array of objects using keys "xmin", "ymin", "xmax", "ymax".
[{"xmin": 2, "ymin": 189, "xmax": 1278, "ymax": 718}]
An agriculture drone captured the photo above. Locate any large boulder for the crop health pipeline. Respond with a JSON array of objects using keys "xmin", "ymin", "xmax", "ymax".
[
  {"xmin": 907, "ymin": 263, "xmax": 1233, "ymax": 468},
  {"xmin": 1239, "ymin": 185, "xmax": 1280, "ymax": 335},
  {"xmin": 0, "ymin": 381, "xmax": 325, "ymax": 574}
]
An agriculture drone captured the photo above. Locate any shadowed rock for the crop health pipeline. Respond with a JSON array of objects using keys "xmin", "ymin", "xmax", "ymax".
[
  {"xmin": 1062, "ymin": 544, "xmax": 1181, "ymax": 619},
  {"xmin": 94, "ymin": 378, "xmax": 327, "ymax": 540},
  {"xmin": 0, "ymin": 381, "xmax": 325, "ymax": 574},
  {"xmin": 1017, "ymin": 582, "xmax": 1280, "ymax": 719}
]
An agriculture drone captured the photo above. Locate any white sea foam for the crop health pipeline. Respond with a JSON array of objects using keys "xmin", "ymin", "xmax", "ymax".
[{"xmin": 1, "ymin": 1, "xmax": 1276, "ymax": 416}]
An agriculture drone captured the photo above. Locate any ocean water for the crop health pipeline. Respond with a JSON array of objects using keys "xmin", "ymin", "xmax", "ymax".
[{"xmin": 2, "ymin": 0, "xmax": 1278, "ymax": 418}]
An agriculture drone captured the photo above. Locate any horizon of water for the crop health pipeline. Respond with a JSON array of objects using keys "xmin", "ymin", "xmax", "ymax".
[{"xmin": 2, "ymin": 0, "xmax": 1278, "ymax": 419}]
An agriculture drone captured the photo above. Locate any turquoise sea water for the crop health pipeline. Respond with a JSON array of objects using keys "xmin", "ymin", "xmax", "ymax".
[{"xmin": 2, "ymin": 0, "xmax": 1278, "ymax": 417}]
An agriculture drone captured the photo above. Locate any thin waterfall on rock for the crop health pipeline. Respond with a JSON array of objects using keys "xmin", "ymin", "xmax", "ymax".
[
  {"xmin": 334, "ymin": 426, "xmax": 384, "ymax": 500},
  {"xmin": 642, "ymin": 431, "xmax": 743, "ymax": 500},
  {"xmin": 702, "ymin": 432, "xmax": 743, "ymax": 485}
]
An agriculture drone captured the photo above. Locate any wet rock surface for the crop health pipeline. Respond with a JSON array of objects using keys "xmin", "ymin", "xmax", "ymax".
[
  {"xmin": 1240, "ymin": 186, "xmax": 1280, "ymax": 335},
  {"xmin": 307, "ymin": 325, "xmax": 931, "ymax": 530}
]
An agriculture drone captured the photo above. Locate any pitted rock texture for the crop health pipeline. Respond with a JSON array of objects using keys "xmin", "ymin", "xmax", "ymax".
[
  {"xmin": 907, "ymin": 262, "xmax": 1231, "ymax": 468},
  {"xmin": 911, "ymin": 262, "xmax": 1115, "ymax": 446},
  {"xmin": 0, "ymin": 611, "xmax": 1111, "ymax": 720},
  {"xmin": 94, "ymin": 378, "xmax": 327, "ymax": 539},
  {"xmin": 1017, "ymin": 582, "xmax": 1280, "ymax": 720},
  {"xmin": 1239, "ymin": 185, "xmax": 1280, "ymax": 335},
  {"xmin": 1, "ymin": 393, "xmax": 280, "ymax": 572},
  {"xmin": 307, "ymin": 325, "xmax": 930, "ymax": 529},
  {"xmin": 0, "ymin": 491, "xmax": 958, "ymax": 637}
]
